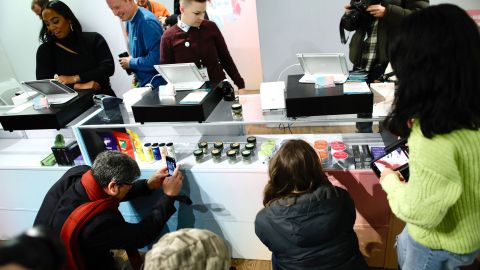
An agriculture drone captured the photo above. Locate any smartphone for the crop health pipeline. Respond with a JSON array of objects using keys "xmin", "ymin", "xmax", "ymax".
[
  {"xmin": 371, "ymin": 141, "xmax": 409, "ymax": 180},
  {"xmin": 166, "ymin": 156, "xmax": 176, "ymax": 176},
  {"xmin": 118, "ymin": 52, "xmax": 132, "ymax": 75}
]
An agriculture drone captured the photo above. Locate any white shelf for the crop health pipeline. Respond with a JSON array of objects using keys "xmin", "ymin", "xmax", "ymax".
[{"xmin": 0, "ymin": 138, "xmax": 74, "ymax": 170}]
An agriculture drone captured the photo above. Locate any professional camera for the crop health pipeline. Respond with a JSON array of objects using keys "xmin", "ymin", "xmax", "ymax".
[{"xmin": 340, "ymin": 0, "xmax": 381, "ymax": 44}]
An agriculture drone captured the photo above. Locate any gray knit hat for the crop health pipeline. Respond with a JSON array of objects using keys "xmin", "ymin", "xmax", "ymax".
[{"xmin": 144, "ymin": 228, "xmax": 231, "ymax": 270}]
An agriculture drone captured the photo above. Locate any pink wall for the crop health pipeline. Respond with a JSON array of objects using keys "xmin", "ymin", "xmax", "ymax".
[{"xmin": 208, "ymin": 0, "xmax": 263, "ymax": 90}]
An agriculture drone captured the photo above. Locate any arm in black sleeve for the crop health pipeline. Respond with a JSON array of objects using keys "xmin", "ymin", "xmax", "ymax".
[
  {"xmin": 36, "ymin": 43, "xmax": 56, "ymax": 80},
  {"xmin": 78, "ymin": 33, "xmax": 115, "ymax": 83},
  {"xmin": 164, "ymin": 14, "xmax": 179, "ymax": 26},
  {"xmin": 384, "ymin": 0, "xmax": 429, "ymax": 26},
  {"xmin": 82, "ymin": 193, "xmax": 177, "ymax": 250}
]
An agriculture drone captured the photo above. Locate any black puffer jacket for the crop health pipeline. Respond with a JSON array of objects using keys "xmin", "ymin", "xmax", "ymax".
[{"xmin": 255, "ymin": 185, "xmax": 368, "ymax": 270}]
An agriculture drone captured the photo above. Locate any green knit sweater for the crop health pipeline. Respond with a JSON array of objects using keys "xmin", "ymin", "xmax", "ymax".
[{"xmin": 381, "ymin": 122, "xmax": 480, "ymax": 254}]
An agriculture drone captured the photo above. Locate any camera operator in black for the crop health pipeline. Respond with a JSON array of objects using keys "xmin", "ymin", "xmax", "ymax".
[{"xmin": 344, "ymin": 0, "xmax": 429, "ymax": 132}]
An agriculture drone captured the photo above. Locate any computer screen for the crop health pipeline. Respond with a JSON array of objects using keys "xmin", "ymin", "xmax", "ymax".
[
  {"xmin": 154, "ymin": 63, "xmax": 205, "ymax": 84},
  {"xmin": 297, "ymin": 53, "xmax": 348, "ymax": 76}
]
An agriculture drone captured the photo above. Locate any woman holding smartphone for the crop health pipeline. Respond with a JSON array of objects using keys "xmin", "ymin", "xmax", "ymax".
[
  {"xmin": 380, "ymin": 4, "xmax": 480, "ymax": 269},
  {"xmin": 255, "ymin": 140, "xmax": 368, "ymax": 270}
]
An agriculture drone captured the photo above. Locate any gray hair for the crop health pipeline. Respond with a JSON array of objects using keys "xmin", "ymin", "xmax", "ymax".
[{"xmin": 91, "ymin": 151, "xmax": 140, "ymax": 187}]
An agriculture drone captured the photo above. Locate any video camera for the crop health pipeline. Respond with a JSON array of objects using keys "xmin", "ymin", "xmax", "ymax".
[{"xmin": 340, "ymin": 0, "xmax": 381, "ymax": 44}]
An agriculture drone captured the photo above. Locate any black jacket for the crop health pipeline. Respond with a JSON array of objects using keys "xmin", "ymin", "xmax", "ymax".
[
  {"xmin": 36, "ymin": 32, "xmax": 116, "ymax": 96},
  {"xmin": 34, "ymin": 166, "xmax": 176, "ymax": 270},
  {"xmin": 349, "ymin": 0, "xmax": 429, "ymax": 67},
  {"xmin": 255, "ymin": 185, "xmax": 368, "ymax": 270}
]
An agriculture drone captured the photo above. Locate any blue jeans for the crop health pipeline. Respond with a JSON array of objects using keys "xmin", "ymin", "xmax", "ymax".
[{"xmin": 396, "ymin": 227, "xmax": 480, "ymax": 270}]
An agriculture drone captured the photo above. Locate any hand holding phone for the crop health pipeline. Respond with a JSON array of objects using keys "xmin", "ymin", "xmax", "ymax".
[
  {"xmin": 163, "ymin": 158, "xmax": 183, "ymax": 196},
  {"xmin": 371, "ymin": 140, "xmax": 410, "ymax": 181},
  {"xmin": 118, "ymin": 52, "xmax": 133, "ymax": 75}
]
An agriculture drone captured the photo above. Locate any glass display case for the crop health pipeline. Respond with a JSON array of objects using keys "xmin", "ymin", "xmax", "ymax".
[{"xmin": 70, "ymin": 94, "xmax": 398, "ymax": 267}]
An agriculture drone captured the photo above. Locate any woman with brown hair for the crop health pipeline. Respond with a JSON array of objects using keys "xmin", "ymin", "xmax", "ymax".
[{"xmin": 255, "ymin": 140, "xmax": 368, "ymax": 270}]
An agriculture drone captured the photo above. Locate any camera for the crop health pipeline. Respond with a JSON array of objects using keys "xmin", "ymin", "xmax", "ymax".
[{"xmin": 340, "ymin": 0, "xmax": 381, "ymax": 44}]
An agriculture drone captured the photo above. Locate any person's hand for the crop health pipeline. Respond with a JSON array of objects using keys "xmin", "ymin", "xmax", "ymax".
[
  {"xmin": 380, "ymin": 168, "xmax": 405, "ymax": 183},
  {"xmin": 162, "ymin": 165, "xmax": 184, "ymax": 196},
  {"xmin": 367, "ymin": 4, "xmax": 386, "ymax": 18},
  {"xmin": 146, "ymin": 166, "xmax": 169, "ymax": 190},
  {"xmin": 344, "ymin": 4, "xmax": 352, "ymax": 13},
  {"xmin": 74, "ymin": 81, "xmax": 101, "ymax": 91},
  {"xmin": 119, "ymin": 56, "xmax": 131, "ymax": 70},
  {"xmin": 56, "ymin": 75, "xmax": 80, "ymax": 85},
  {"xmin": 131, "ymin": 77, "xmax": 138, "ymax": 87},
  {"xmin": 159, "ymin": 16, "xmax": 167, "ymax": 25}
]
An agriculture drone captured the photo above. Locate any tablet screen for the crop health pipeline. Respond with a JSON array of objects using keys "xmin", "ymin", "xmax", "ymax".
[{"xmin": 22, "ymin": 80, "xmax": 75, "ymax": 95}]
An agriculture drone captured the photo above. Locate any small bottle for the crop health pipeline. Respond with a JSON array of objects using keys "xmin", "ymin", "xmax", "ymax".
[
  {"xmin": 241, "ymin": 149, "xmax": 252, "ymax": 164},
  {"xmin": 166, "ymin": 142, "xmax": 176, "ymax": 159},
  {"xmin": 143, "ymin": 143, "xmax": 154, "ymax": 162},
  {"xmin": 245, "ymin": 143, "xmax": 255, "ymax": 156},
  {"xmin": 211, "ymin": 148, "xmax": 222, "ymax": 163},
  {"xmin": 231, "ymin": 103, "xmax": 243, "ymax": 120},
  {"xmin": 193, "ymin": 149, "xmax": 204, "ymax": 163},
  {"xmin": 227, "ymin": 149, "xmax": 238, "ymax": 164},
  {"xmin": 213, "ymin": 141, "xmax": 224, "ymax": 154},
  {"xmin": 246, "ymin": 136, "xmax": 257, "ymax": 148},
  {"xmin": 152, "ymin": 143, "xmax": 161, "ymax": 160},
  {"xmin": 198, "ymin": 141, "xmax": 208, "ymax": 155},
  {"xmin": 230, "ymin": 142, "xmax": 240, "ymax": 154},
  {"xmin": 159, "ymin": 143, "xmax": 167, "ymax": 162}
]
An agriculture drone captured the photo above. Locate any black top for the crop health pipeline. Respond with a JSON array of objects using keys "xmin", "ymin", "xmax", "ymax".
[
  {"xmin": 36, "ymin": 32, "xmax": 116, "ymax": 96},
  {"xmin": 34, "ymin": 166, "xmax": 177, "ymax": 270},
  {"xmin": 255, "ymin": 185, "xmax": 369, "ymax": 270},
  {"xmin": 164, "ymin": 0, "xmax": 180, "ymax": 26}
]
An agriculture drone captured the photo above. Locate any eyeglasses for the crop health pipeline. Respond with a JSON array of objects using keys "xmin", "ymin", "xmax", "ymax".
[{"xmin": 114, "ymin": 179, "xmax": 134, "ymax": 187}]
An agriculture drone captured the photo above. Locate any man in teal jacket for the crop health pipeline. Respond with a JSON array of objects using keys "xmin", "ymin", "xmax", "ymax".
[{"xmin": 106, "ymin": 0, "xmax": 166, "ymax": 88}]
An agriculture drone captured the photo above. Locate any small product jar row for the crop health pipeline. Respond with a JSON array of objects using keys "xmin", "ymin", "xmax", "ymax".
[
  {"xmin": 142, "ymin": 142, "xmax": 175, "ymax": 163},
  {"xmin": 193, "ymin": 136, "xmax": 257, "ymax": 164}
]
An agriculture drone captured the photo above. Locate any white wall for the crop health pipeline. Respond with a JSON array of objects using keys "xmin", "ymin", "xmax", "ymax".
[
  {"xmin": 0, "ymin": 1, "xmax": 478, "ymax": 95},
  {"xmin": 256, "ymin": 0, "xmax": 480, "ymax": 83},
  {"xmin": 0, "ymin": 0, "xmax": 261, "ymax": 94},
  {"xmin": 0, "ymin": 0, "xmax": 171, "ymax": 97},
  {"xmin": 0, "ymin": 42, "xmax": 17, "ymax": 83},
  {"xmin": 431, "ymin": 0, "xmax": 478, "ymax": 9}
]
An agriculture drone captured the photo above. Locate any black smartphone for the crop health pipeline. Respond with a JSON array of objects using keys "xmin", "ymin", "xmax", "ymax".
[
  {"xmin": 371, "ymin": 140, "xmax": 409, "ymax": 180},
  {"xmin": 166, "ymin": 156, "xmax": 176, "ymax": 176},
  {"xmin": 118, "ymin": 52, "xmax": 132, "ymax": 75}
]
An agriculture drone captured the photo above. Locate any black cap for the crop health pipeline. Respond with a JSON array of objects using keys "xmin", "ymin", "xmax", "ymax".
[{"xmin": 241, "ymin": 150, "xmax": 251, "ymax": 157}]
